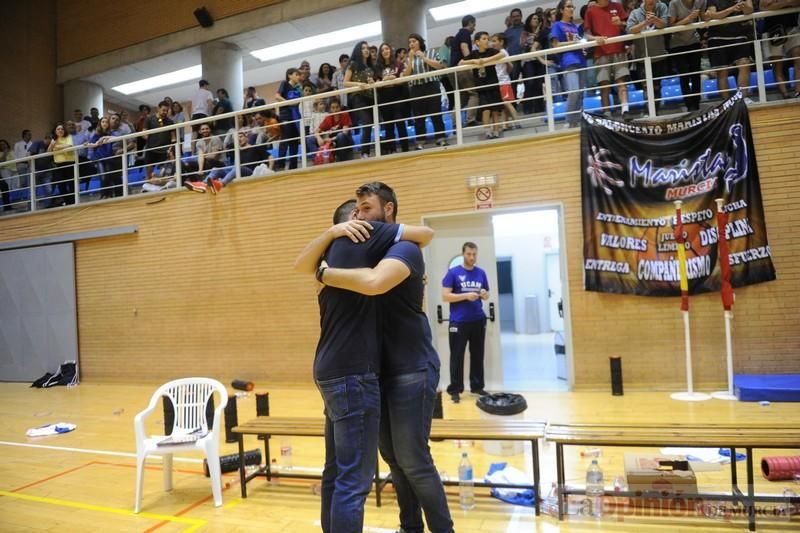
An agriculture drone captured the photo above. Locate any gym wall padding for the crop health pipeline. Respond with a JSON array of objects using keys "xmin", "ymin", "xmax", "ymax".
[{"xmin": 0, "ymin": 105, "xmax": 798, "ymax": 388}]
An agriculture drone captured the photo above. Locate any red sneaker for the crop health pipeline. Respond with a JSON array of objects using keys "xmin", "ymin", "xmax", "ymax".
[
  {"xmin": 208, "ymin": 178, "xmax": 222, "ymax": 195},
  {"xmin": 184, "ymin": 181, "xmax": 207, "ymax": 193}
]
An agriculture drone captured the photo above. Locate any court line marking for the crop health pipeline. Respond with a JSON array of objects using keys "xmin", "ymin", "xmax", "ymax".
[
  {"xmin": 0, "ymin": 490, "xmax": 207, "ymax": 532},
  {"xmin": 9, "ymin": 461, "xmax": 95, "ymax": 492},
  {"xmin": 0, "ymin": 440, "xmax": 201, "ymax": 463}
]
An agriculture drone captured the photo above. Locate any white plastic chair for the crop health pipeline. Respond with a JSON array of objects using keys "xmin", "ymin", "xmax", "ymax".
[{"xmin": 133, "ymin": 377, "xmax": 228, "ymax": 513}]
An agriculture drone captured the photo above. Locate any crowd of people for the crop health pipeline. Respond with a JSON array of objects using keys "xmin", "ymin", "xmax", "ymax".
[{"xmin": 2, "ymin": 2, "xmax": 797, "ymax": 212}]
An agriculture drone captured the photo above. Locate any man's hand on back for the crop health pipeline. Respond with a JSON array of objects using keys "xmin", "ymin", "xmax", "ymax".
[{"xmin": 330, "ymin": 220, "xmax": 373, "ymax": 243}]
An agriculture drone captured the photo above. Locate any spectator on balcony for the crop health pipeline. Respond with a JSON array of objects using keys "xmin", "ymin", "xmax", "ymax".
[
  {"xmin": 627, "ymin": 0, "xmax": 669, "ymax": 111},
  {"xmin": 253, "ymin": 109, "xmax": 281, "ymax": 149},
  {"xmin": 191, "ymin": 79, "xmax": 215, "ymax": 131},
  {"xmin": 669, "ymin": 0, "xmax": 705, "ymax": 111},
  {"xmin": 405, "ymin": 33, "xmax": 448, "ymax": 149},
  {"xmin": 305, "ymin": 99, "xmax": 329, "ymax": 157},
  {"xmin": 376, "ymin": 42, "xmax": 411, "ymax": 154},
  {"xmin": 488, "ymin": 34, "xmax": 522, "ymax": 129},
  {"xmin": 461, "ymin": 32, "xmax": 504, "ymax": 139},
  {"xmin": 66, "ymin": 120, "xmax": 94, "ymax": 187},
  {"xmin": 89, "ymin": 117, "xmax": 113, "ymax": 184},
  {"xmin": 439, "ymin": 36, "xmax": 457, "ymax": 114},
  {"xmin": 585, "ymin": 0, "xmax": 632, "ymax": 118},
  {"xmin": 194, "ymin": 123, "xmax": 226, "ymax": 178},
  {"xmin": 119, "ymin": 111, "xmax": 134, "ymax": 134},
  {"xmin": 47, "ymin": 123, "xmax": 76, "ymax": 206},
  {"xmin": 301, "ymin": 83, "xmax": 317, "ymax": 138},
  {"xmin": 28, "ymin": 133, "xmax": 54, "ymax": 203},
  {"xmin": 370, "ymin": 45, "xmax": 379, "ymax": 65},
  {"xmin": 344, "ymin": 41, "xmax": 376, "ymax": 155},
  {"xmin": 212, "ymin": 88, "xmax": 234, "ymax": 135},
  {"xmin": 314, "ymin": 99, "xmax": 355, "ymax": 162},
  {"xmin": 204, "ymin": 130, "xmax": 271, "ymax": 194},
  {"xmin": 760, "ymin": 0, "xmax": 800, "ymax": 99},
  {"xmin": 551, "ymin": 0, "xmax": 588, "ymax": 127},
  {"xmin": 332, "ymin": 53, "xmax": 350, "ymax": 108},
  {"xmin": 143, "ymin": 101, "xmax": 175, "ymax": 182},
  {"xmin": 171, "ymin": 101, "xmax": 187, "ymax": 142},
  {"xmin": 275, "ymin": 67, "xmax": 303, "ymax": 170},
  {"xmin": 135, "ymin": 104, "xmax": 150, "ymax": 153},
  {"xmin": 244, "ymin": 86, "xmax": 264, "ymax": 109},
  {"xmin": 0, "ymin": 140, "xmax": 13, "ymax": 211},
  {"xmin": 521, "ymin": 12, "xmax": 551, "ymax": 114},
  {"xmin": 451, "ymin": 15, "xmax": 480, "ymax": 126},
  {"xmin": 505, "ymin": 8, "xmax": 526, "ymax": 85},
  {"xmin": 163, "ymin": 97, "xmax": 174, "ymax": 118},
  {"xmin": 704, "ymin": 0, "xmax": 754, "ymax": 101},
  {"xmin": 73, "ymin": 109, "xmax": 91, "ymax": 136},
  {"xmin": 13, "ymin": 129, "xmax": 32, "ymax": 190},
  {"xmin": 89, "ymin": 107, "xmax": 101, "ymax": 131},
  {"xmin": 316, "ymin": 63, "xmax": 334, "ymax": 92}
]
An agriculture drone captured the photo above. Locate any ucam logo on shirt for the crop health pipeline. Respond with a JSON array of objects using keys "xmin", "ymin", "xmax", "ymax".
[{"xmin": 461, "ymin": 280, "xmax": 483, "ymax": 290}]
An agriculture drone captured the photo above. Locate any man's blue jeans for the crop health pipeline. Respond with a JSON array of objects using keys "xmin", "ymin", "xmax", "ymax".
[
  {"xmin": 380, "ymin": 364, "xmax": 453, "ymax": 533},
  {"xmin": 317, "ymin": 373, "xmax": 380, "ymax": 533}
]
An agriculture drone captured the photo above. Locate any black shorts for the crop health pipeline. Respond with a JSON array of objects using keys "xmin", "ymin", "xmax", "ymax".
[
  {"xmin": 145, "ymin": 148, "xmax": 169, "ymax": 166},
  {"xmin": 708, "ymin": 37, "xmax": 753, "ymax": 68},
  {"xmin": 478, "ymin": 88, "xmax": 503, "ymax": 113}
]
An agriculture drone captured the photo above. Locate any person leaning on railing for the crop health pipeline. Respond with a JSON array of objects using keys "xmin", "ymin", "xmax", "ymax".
[
  {"xmin": 344, "ymin": 40, "xmax": 377, "ymax": 156},
  {"xmin": 668, "ymin": 0, "xmax": 706, "ymax": 112},
  {"xmin": 404, "ymin": 32, "xmax": 448, "ymax": 149},
  {"xmin": 274, "ymin": 68, "xmax": 303, "ymax": 170},
  {"xmin": 584, "ymin": 0, "xmax": 633, "ymax": 118},
  {"xmin": 47, "ymin": 123, "xmax": 76, "ymax": 207},
  {"xmin": 760, "ymin": 0, "xmax": 800, "ymax": 99},
  {"xmin": 550, "ymin": 0, "xmax": 588, "ymax": 128},
  {"xmin": 704, "ymin": 0, "xmax": 755, "ymax": 102},
  {"xmin": 375, "ymin": 42, "xmax": 411, "ymax": 154},
  {"xmin": 627, "ymin": 0, "xmax": 670, "ymax": 110}
]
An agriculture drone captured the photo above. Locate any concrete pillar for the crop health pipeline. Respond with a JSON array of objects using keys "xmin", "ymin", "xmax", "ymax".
[
  {"xmin": 63, "ymin": 80, "xmax": 103, "ymax": 122},
  {"xmin": 201, "ymin": 41, "xmax": 243, "ymax": 111},
  {"xmin": 379, "ymin": 0, "xmax": 427, "ymax": 50}
]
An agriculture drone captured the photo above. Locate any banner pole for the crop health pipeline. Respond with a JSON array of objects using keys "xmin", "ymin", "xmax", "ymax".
[
  {"xmin": 712, "ymin": 197, "xmax": 738, "ymax": 400},
  {"xmin": 670, "ymin": 200, "xmax": 711, "ymax": 402}
]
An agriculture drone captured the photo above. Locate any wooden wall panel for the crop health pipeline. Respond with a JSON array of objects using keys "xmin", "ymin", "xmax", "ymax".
[
  {"xmin": 56, "ymin": 0, "xmax": 283, "ymax": 66},
  {"xmin": 0, "ymin": 104, "xmax": 798, "ymax": 388}
]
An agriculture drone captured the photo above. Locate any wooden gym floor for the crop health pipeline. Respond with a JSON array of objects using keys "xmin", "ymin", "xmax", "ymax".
[{"xmin": 0, "ymin": 382, "xmax": 797, "ymax": 532}]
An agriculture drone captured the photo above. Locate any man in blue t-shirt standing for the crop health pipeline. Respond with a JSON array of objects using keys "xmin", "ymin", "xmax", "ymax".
[{"xmin": 442, "ymin": 242, "xmax": 489, "ymax": 403}]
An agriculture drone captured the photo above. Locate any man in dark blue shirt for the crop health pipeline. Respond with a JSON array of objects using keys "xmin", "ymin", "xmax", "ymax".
[
  {"xmin": 295, "ymin": 198, "xmax": 434, "ymax": 533},
  {"xmin": 450, "ymin": 14, "xmax": 479, "ymax": 126},
  {"xmin": 441, "ymin": 242, "xmax": 490, "ymax": 403},
  {"xmin": 320, "ymin": 182, "xmax": 454, "ymax": 533}
]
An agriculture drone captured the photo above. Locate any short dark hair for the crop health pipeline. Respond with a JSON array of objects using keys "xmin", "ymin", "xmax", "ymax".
[
  {"xmin": 285, "ymin": 67, "xmax": 300, "ymax": 80},
  {"xmin": 338, "ymin": 53, "xmax": 349, "ymax": 63},
  {"xmin": 22, "ymin": 129, "xmax": 31, "ymax": 137},
  {"xmin": 395, "ymin": 47, "xmax": 407, "ymax": 57},
  {"xmin": 580, "ymin": 4, "xmax": 589, "ymax": 18},
  {"xmin": 333, "ymin": 199, "xmax": 357, "ymax": 224},
  {"xmin": 492, "ymin": 33, "xmax": 507, "ymax": 47},
  {"xmin": 90, "ymin": 107, "xmax": 99, "ymax": 112},
  {"xmin": 474, "ymin": 31, "xmax": 489, "ymax": 42},
  {"xmin": 217, "ymin": 88, "xmax": 229, "ymax": 98},
  {"xmin": 199, "ymin": 79, "xmax": 209, "ymax": 87},
  {"xmin": 356, "ymin": 181, "xmax": 398, "ymax": 219},
  {"xmin": 462, "ymin": 14, "xmax": 476, "ymax": 27},
  {"xmin": 510, "ymin": 7, "xmax": 523, "ymax": 16},
  {"xmin": 462, "ymin": 241, "xmax": 478, "ymax": 252},
  {"xmin": 157, "ymin": 100, "xmax": 170, "ymax": 109},
  {"xmin": 139, "ymin": 104, "xmax": 151, "ymax": 112}
]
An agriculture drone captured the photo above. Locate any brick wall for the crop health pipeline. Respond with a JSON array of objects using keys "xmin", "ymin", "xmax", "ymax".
[{"xmin": 0, "ymin": 104, "xmax": 797, "ymax": 388}]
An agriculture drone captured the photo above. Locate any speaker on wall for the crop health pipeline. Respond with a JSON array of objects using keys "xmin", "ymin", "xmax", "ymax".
[{"xmin": 194, "ymin": 7, "xmax": 214, "ymax": 28}]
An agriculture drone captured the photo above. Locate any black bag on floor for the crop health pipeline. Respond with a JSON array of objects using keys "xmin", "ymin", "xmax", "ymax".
[
  {"xmin": 31, "ymin": 361, "xmax": 79, "ymax": 388},
  {"xmin": 476, "ymin": 393, "xmax": 528, "ymax": 416}
]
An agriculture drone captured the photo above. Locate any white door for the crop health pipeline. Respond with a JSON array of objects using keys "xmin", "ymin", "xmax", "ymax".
[
  {"xmin": 422, "ymin": 213, "xmax": 503, "ymax": 391},
  {"xmin": 545, "ymin": 252, "xmax": 564, "ymax": 332}
]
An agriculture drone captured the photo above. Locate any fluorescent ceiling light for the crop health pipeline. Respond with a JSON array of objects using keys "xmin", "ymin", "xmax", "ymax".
[
  {"xmin": 251, "ymin": 20, "xmax": 382, "ymax": 62},
  {"xmin": 429, "ymin": 0, "xmax": 528, "ymax": 21},
  {"xmin": 111, "ymin": 64, "xmax": 202, "ymax": 95}
]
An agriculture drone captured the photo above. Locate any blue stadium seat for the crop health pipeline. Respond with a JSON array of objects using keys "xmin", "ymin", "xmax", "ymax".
[
  {"xmin": 702, "ymin": 78, "xmax": 719, "ymax": 100},
  {"xmin": 583, "ymin": 95, "xmax": 602, "ymax": 111},
  {"xmin": 628, "ymin": 88, "xmax": 645, "ymax": 109},
  {"xmin": 661, "ymin": 84, "xmax": 683, "ymax": 104},
  {"xmin": 661, "ymin": 76, "xmax": 680, "ymax": 87},
  {"xmin": 553, "ymin": 100, "xmax": 567, "ymax": 121},
  {"xmin": 728, "ymin": 75, "xmax": 737, "ymax": 89}
]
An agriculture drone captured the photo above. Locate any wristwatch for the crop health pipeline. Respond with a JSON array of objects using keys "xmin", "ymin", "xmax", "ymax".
[{"xmin": 315, "ymin": 265, "xmax": 328, "ymax": 283}]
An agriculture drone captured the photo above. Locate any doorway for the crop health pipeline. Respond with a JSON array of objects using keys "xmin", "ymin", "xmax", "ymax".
[{"xmin": 423, "ymin": 206, "xmax": 570, "ymax": 392}]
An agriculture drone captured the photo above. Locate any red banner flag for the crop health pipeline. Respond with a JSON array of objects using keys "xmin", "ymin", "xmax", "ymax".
[{"xmin": 716, "ymin": 202, "xmax": 735, "ymax": 311}]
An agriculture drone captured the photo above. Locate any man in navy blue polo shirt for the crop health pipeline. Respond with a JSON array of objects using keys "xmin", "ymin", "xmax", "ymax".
[
  {"xmin": 320, "ymin": 182, "xmax": 454, "ymax": 533},
  {"xmin": 295, "ymin": 198, "xmax": 433, "ymax": 533},
  {"xmin": 442, "ymin": 242, "xmax": 489, "ymax": 403}
]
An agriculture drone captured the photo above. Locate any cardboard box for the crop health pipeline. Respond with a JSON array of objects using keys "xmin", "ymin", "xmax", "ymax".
[{"xmin": 624, "ymin": 454, "xmax": 698, "ymax": 495}]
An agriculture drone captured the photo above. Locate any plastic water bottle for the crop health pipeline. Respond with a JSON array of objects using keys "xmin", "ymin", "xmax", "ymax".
[
  {"xmin": 279, "ymin": 437, "xmax": 293, "ymax": 470},
  {"xmin": 586, "ymin": 459, "xmax": 604, "ymax": 518},
  {"xmin": 458, "ymin": 452, "xmax": 475, "ymax": 510}
]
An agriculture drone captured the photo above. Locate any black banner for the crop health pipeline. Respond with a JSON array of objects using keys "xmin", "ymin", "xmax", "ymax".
[{"xmin": 581, "ymin": 93, "xmax": 776, "ymax": 296}]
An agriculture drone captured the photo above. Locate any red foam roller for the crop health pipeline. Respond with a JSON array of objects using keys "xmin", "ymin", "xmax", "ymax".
[{"xmin": 761, "ymin": 456, "xmax": 800, "ymax": 481}]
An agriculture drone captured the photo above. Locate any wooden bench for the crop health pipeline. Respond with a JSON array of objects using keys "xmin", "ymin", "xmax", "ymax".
[
  {"xmin": 232, "ymin": 417, "xmax": 545, "ymax": 514},
  {"xmin": 544, "ymin": 423, "xmax": 800, "ymax": 531}
]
